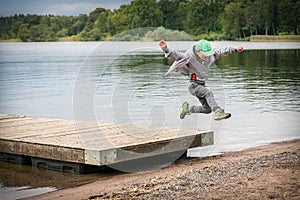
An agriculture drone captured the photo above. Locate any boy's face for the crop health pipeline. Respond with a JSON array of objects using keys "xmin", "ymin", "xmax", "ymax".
[{"xmin": 195, "ymin": 50, "xmax": 207, "ymax": 60}]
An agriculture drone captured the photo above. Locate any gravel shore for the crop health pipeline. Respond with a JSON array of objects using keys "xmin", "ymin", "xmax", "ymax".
[{"xmin": 31, "ymin": 139, "xmax": 300, "ymax": 200}]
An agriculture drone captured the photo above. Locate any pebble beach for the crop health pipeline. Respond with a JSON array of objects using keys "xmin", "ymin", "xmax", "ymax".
[{"xmin": 30, "ymin": 139, "xmax": 300, "ymax": 200}]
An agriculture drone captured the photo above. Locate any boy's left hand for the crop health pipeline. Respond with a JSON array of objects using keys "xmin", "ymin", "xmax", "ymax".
[
  {"xmin": 236, "ymin": 46, "xmax": 244, "ymax": 52},
  {"xmin": 159, "ymin": 40, "xmax": 167, "ymax": 49}
]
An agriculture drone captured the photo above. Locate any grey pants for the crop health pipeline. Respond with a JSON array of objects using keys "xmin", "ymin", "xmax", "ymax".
[{"xmin": 188, "ymin": 81, "xmax": 221, "ymax": 113}]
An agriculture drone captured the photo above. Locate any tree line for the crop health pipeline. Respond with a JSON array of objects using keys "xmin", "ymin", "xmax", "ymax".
[{"xmin": 0, "ymin": 0, "xmax": 299, "ymax": 42}]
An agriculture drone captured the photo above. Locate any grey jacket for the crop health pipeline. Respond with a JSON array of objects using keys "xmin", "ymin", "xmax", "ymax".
[{"xmin": 162, "ymin": 45, "xmax": 237, "ymax": 81}]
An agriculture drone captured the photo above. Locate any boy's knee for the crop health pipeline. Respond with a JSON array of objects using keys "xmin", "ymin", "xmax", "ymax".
[
  {"xmin": 192, "ymin": 87, "xmax": 209, "ymax": 98},
  {"xmin": 203, "ymin": 107, "xmax": 212, "ymax": 114},
  {"xmin": 196, "ymin": 90, "xmax": 211, "ymax": 98},
  {"xmin": 189, "ymin": 84, "xmax": 213, "ymax": 99}
]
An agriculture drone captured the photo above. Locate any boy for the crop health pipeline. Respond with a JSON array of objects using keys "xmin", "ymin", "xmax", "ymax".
[{"xmin": 159, "ymin": 39, "xmax": 243, "ymax": 120}]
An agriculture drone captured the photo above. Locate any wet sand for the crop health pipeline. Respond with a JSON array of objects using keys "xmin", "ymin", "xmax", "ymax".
[{"xmin": 27, "ymin": 139, "xmax": 300, "ymax": 200}]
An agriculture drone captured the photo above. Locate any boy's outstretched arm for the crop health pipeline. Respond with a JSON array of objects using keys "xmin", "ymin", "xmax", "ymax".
[
  {"xmin": 159, "ymin": 40, "xmax": 186, "ymax": 61},
  {"xmin": 214, "ymin": 45, "xmax": 244, "ymax": 59}
]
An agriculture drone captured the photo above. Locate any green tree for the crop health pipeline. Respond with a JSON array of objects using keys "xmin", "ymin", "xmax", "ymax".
[
  {"xmin": 184, "ymin": 0, "xmax": 223, "ymax": 35},
  {"xmin": 220, "ymin": 2, "xmax": 245, "ymax": 39},
  {"xmin": 79, "ymin": 28, "xmax": 102, "ymax": 41},
  {"xmin": 18, "ymin": 24, "xmax": 30, "ymax": 41},
  {"xmin": 110, "ymin": 11, "xmax": 130, "ymax": 35},
  {"xmin": 89, "ymin": 8, "xmax": 106, "ymax": 22},
  {"xmin": 57, "ymin": 28, "xmax": 68, "ymax": 37},
  {"xmin": 95, "ymin": 10, "xmax": 112, "ymax": 33},
  {"xmin": 245, "ymin": 1, "xmax": 260, "ymax": 35},
  {"xmin": 278, "ymin": 0, "xmax": 300, "ymax": 34},
  {"xmin": 184, "ymin": 0, "xmax": 205, "ymax": 34},
  {"xmin": 23, "ymin": 14, "xmax": 41, "ymax": 26},
  {"xmin": 177, "ymin": 1, "xmax": 188, "ymax": 31},
  {"xmin": 127, "ymin": 0, "xmax": 163, "ymax": 28},
  {"xmin": 69, "ymin": 15, "xmax": 87, "ymax": 36},
  {"xmin": 256, "ymin": 0, "xmax": 273, "ymax": 35},
  {"xmin": 11, "ymin": 21, "xmax": 22, "ymax": 38},
  {"xmin": 158, "ymin": 0, "xmax": 187, "ymax": 30}
]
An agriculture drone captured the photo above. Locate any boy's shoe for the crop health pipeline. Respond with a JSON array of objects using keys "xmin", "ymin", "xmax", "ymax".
[
  {"xmin": 180, "ymin": 102, "xmax": 191, "ymax": 119},
  {"xmin": 214, "ymin": 109, "xmax": 231, "ymax": 120}
]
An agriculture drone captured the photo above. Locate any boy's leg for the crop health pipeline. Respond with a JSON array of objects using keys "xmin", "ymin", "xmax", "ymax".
[
  {"xmin": 190, "ymin": 97, "xmax": 212, "ymax": 114},
  {"xmin": 188, "ymin": 83, "xmax": 220, "ymax": 112},
  {"xmin": 188, "ymin": 82, "xmax": 231, "ymax": 120}
]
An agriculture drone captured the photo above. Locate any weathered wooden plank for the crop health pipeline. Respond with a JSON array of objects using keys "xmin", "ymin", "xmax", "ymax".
[
  {"xmin": 1, "ymin": 122, "xmax": 127, "ymax": 141},
  {"xmin": 70, "ymin": 127, "xmax": 180, "ymax": 148},
  {"xmin": 85, "ymin": 131, "xmax": 214, "ymax": 165},
  {"xmin": 0, "ymin": 114, "xmax": 20, "ymax": 120},
  {"xmin": 0, "ymin": 139, "xmax": 86, "ymax": 163},
  {"xmin": 0, "ymin": 123, "xmax": 76, "ymax": 138},
  {"xmin": 0, "ymin": 118, "xmax": 107, "ymax": 138},
  {"xmin": 0, "ymin": 118, "xmax": 59, "ymax": 128}
]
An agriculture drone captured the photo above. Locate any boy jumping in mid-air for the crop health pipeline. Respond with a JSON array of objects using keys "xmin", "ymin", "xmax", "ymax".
[{"xmin": 159, "ymin": 39, "xmax": 243, "ymax": 120}]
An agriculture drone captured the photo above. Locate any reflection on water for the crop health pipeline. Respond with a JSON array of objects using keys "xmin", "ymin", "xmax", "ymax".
[
  {"xmin": 0, "ymin": 161, "xmax": 117, "ymax": 199},
  {"xmin": 0, "ymin": 161, "xmax": 99, "ymax": 189},
  {"xmin": 0, "ymin": 42, "xmax": 299, "ymax": 198},
  {"xmin": 217, "ymin": 50, "xmax": 300, "ymax": 113},
  {"xmin": 0, "ymin": 160, "xmax": 56, "ymax": 200}
]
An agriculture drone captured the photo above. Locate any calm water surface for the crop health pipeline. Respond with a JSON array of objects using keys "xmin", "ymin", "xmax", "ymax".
[{"xmin": 0, "ymin": 41, "xmax": 299, "ymax": 199}]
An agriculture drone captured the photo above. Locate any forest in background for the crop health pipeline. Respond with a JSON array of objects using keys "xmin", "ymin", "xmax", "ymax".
[{"xmin": 0, "ymin": 0, "xmax": 299, "ymax": 42}]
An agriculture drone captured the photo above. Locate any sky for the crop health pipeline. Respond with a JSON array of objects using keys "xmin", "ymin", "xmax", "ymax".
[{"xmin": 0, "ymin": 0, "xmax": 133, "ymax": 16}]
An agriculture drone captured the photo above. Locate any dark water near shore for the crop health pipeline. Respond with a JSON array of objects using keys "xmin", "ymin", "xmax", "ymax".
[{"xmin": 0, "ymin": 42, "xmax": 299, "ymax": 199}]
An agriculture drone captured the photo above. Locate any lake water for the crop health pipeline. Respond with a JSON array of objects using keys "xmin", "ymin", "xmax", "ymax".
[{"xmin": 0, "ymin": 41, "xmax": 299, "ymax": 199}]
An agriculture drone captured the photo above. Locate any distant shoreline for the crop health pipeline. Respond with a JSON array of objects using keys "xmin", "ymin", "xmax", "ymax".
[
  {"xmin": 1, "ymin": 35, "xmax": 299, "ymax": 43},
  {"xmin": 250, "ymin": 35, "xmax": 300, "ymax": 42},
  {"xmin": 1, "ymin": 40, "xmax": 299, "ymax": 51}
]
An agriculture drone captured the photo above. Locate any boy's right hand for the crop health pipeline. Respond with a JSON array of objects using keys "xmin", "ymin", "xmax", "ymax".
[{"xmin": 159, "ymin": 40, "xmax": 167, "ymax": 49}]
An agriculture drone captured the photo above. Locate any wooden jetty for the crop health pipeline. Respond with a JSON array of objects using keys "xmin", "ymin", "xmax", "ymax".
[{"xmin": 0, "ymin": 114, "xmax": 213, "ymax": 173}]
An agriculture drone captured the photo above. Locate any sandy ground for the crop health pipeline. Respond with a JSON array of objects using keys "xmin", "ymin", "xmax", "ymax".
[{"xmin": 28, "ymin": 139, "xmax": 300, "ymax": 200}]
